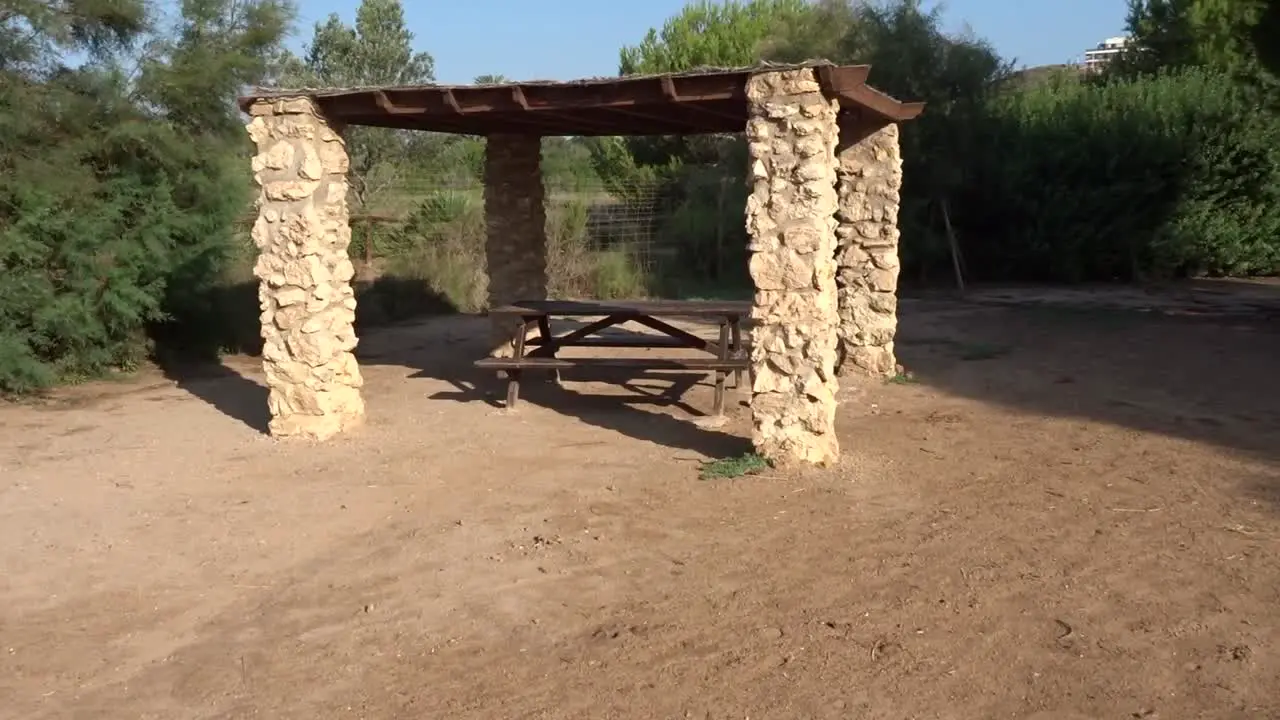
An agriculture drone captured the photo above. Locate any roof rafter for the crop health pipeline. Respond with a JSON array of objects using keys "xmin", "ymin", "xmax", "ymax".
[{"xmin": 241, "ymin": 62, "xmax": 923, "ymax": 137}]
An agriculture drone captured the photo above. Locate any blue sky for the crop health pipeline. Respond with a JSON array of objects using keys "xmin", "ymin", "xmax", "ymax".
[{"xmin": 287, "ymin": 0, "xmax": 1129, "ymax": 84}]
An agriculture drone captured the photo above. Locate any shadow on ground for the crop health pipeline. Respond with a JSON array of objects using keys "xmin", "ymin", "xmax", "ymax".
[
  {"xmin": 156, "ymin": 275, "xmax": 461, "ymax": 436},
  {"xmin": 356, "ymin": 316, "xmax": 753, "ymax": 460},
  {"xmin": 895, "ymin": 280, "xmax": 1280, "ymax": 491},
  {"xmin": 159, "ymin": 362, "xmax": 272, "ymax": 434},
  {"xmin": 162, "ymin": 276, "xmax": 1279, "ymax": 473}
]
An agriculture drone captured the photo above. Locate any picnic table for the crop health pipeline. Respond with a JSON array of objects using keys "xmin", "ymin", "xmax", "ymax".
[{"xmin": 474, "ymin": 299, "xmax": 751, "ymax": 413}]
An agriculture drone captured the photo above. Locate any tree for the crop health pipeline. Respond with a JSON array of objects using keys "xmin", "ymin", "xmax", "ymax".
[
  {"xmin": 618, "ymin": 0, "xmax": 811, "ymax": 74},
  {"xmin": 138, "ymin": 0, "xmax": 297, "ymax": 136},
  {"xmin": 0, "ymin": 0, "xmax": 148, "ymax": 73},
  {"xmin": 472, "ymin": 73, "xmax": 508, "ymax": 85},
  {"xmin": 606, "ymin": 0, "xmax": 815, "ymax": 191},
  {"xmin": 0, "ymin": 0, "xmax": 295, "ymax": 391},
  {"xmin": 761, "ymin": 0, "xmax": 862, "ymax": 62},
  {"xmin": 596, "ymin": 0, "xmax": 1014, "ymax": 283},
  {"xmin": 281, "ymin": 0, "xmax": 435, "ymax": 214},
  {"xmin": 1120, "ymin": 0, "xmax": 1274, "ymax": 74}
]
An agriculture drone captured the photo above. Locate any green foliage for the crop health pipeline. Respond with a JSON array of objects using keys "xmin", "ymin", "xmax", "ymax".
[
  {"xmin": 0, "ymin": 0, "xmax": 290, "ymax": 392},
  {"xmin": 584, "ymin": 137, "xmax": 664, "ymax": 203},
  {"xmin": 138, "ymin": 0, "xmax": 297, "ymax": 136},
  {"xmin": 659, "ymin": 162, "xmax": 749, "ymax": 282},
  {"xmin": 829, "ymin": 1, "xmax": 1011, "ymax": 274},
  {"xmin": 699, "ymin": 452, "xmax": 770, "ymax": 480},
  {"xmin": 608, "ymin": 0, "xmax": 818, "ymax": 287},
  {"xmin": 5, "ymin": 0, "xmax": 1280, "ymax": 398},
  {"xmin": 0, "ymin": 0, "xmax": 148, "ymax": 72},
  {"xmin": 1118, "ymin": 0, "xmax": 1277, "ymax": 78},
  {"xmin": 594, "ymin": 0, "xmax": 1280, "ymax": 288},
  {"xmin": 603, "ymin": 0, "xmax": 1011, "ymax": 287},
  {"xmin": 618, "ymin": 0, "xmax": 811, "ymax": 74},
  {"xmin": 958, "ymin": 67, "xmax": 1280, "ymax": 280},
  {"xmin": 280, "ymin": 0, "xmax": 435, "ymax": 212},
  {"xmin": 541, "ymin": 138, "xmax": 606, "ymax": 192},
  {"xmin": 1256, "ymin": 0, "xmax": 1280, "ymax": 75},
  {"xmin": 1119, "ymin": 0, "xmax": 1200, "ymax": 73},
  {"xmin": 345, "ymin": 157, "xmax": 648, "ymax": 316},
  {"xmin": 0, "ymin": 72, "xmax": 249, "ymax": 390},
  {"xmin": 289, "ymin": 0, "xmax": 433, "ymax": 86}
]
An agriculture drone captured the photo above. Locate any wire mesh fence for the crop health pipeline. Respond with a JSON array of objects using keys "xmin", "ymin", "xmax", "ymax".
[
  {"xmin": 234, "ymin": 160, "xmax": 748, "ymax": 311},
  {"xmin": 347, "ymin": 175, "xmax": 681, "ymax": 273}
]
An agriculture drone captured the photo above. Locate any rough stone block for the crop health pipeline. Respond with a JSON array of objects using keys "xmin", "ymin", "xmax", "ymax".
[
  {"xmin": 483, "ymin": 134, "xmax": 547, "ymax": 356},
  {"xmin": 834, "ymin": 118, "xmax": 904, "ymax": 377},
  {"xmin": 246, "ymin": 97, "xmax": 364, "ymax": 440},
  {"xmin": 745, "ymin": 69, "xmax": 841, "ymax": 467}
]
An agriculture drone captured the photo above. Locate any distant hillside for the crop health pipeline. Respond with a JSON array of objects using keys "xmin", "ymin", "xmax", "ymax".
[{"xmin": 1007, "ymin": 64, "xmax": 1086, "ymax": 88}]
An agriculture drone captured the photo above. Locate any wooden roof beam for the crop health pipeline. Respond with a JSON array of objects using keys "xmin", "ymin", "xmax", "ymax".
[
  {"xmin": 659, "ymin": 75, "xmax": 743, "ymax": 126},
  {"xmin": 506, "ymin": 85, "xmax": 637, "ymax": 135},
  {"xmin": 815, "ymin": 65, "xmax": 924, "ymax": 122},
  {"xmin": 242, "ymin": 64, "xmax": 923, "ymax": 136}
]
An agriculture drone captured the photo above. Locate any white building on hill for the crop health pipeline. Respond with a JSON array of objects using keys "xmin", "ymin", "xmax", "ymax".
[{"xmin": 1082, "ymin": 36, "xmax": 1132, "ymax": 72}]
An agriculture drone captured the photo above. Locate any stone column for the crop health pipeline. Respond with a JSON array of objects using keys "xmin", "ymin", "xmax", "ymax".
[
  {"xmin": 744, "ymin": 69, "xmax": 842, "ymax": 466},
  {"xmin": 835, "ymin": 117, "xmax": 904, "ymax": 377},
  {"xmin": 484, "ymin": 134, "xmax": 547, "ymax": 357},
  {"xmin": 245, "ymin": 98, "xmax": 363, "ymax": 440}
]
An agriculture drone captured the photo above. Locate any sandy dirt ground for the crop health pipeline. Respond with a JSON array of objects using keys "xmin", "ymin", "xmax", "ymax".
[{"xmin": 2, "ymin": 282, "xmax": 1279, "ymax": 720}]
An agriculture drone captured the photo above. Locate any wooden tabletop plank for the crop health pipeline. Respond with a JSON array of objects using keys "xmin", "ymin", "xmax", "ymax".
[
  {"xmin": 524, "ymin": 336, "xmax": 689, "ymax": 348},
  {"xmin": 490, "ymin": 299, "xmax": 751, "ymax": 317}
]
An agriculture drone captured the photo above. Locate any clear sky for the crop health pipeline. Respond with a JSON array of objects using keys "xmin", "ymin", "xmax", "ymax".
[{"xmin": 288, "ymin": 0, "xmax": 1129, "ymax": 84}]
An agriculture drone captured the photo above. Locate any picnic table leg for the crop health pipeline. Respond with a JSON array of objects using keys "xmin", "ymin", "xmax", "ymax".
[
  {"xmin": 536, "ymin": 316, "xmax": 561, "ymax": 385},
  {"xmin": 505, "ymin": 318, "xmax": 528, "ymax": 409},
  {"xmin": 730, "ymin": 317, "xmax": 744, "ymax": 390},
  {"xmin": 506, "ymin": 370, "xmax": 522, "ymax": 408},
  {"xmin": 713, "ymin": 319, "xmax": 730, "ymax": 416}
]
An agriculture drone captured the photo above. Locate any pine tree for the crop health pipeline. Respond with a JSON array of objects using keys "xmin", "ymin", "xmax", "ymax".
[{"xmin": 280, "ymin": 0, "xmax": 436, "ymax": 215}]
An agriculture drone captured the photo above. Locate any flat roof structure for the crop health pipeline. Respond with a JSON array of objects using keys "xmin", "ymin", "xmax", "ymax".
[
  {"xmin": 238, "ymin": 61, "xmax": 923, "ymax": 136},
  {"xmin": 241, "ymin": 61, "xmax": 923, "ymax": 465}
]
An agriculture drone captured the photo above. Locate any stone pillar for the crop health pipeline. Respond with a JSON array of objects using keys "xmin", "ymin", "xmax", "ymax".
[
  {"xmin": 835, "ymin": 117, "xmax": 904, "ymax": 377},
  {"xmin": 245, "ymin": 98, "xmax": 363, "ymax": 440},
  {"xmin": 484, "ymin": 134, "xmax": 547, "ymax": 356},
  {"xmin": 744, "ymin": 69, "xmax": 842, "ymax": 466}
]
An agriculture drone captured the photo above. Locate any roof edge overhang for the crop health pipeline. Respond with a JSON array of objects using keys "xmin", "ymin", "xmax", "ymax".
[{"xmin": 238, "ymin": 61, "xmax": 923, "ymax": 136}]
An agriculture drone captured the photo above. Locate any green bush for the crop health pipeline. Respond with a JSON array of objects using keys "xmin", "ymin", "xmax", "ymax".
[
  {"xmin": 952, "ymin": 67, "xmax": 1280, "ymax": 281},
  {"xmin": 659, "ymin": 158, "xmax": 750, "ymax": 284},
  {"xmin": 0, "ymin": 75, "xmax": 246, "ymax": 392}
]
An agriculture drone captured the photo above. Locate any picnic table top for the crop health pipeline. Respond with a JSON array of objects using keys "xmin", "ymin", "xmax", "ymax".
[{"xmin": 490, "ymin": 299, "xmax": 751, "ymax": 318}]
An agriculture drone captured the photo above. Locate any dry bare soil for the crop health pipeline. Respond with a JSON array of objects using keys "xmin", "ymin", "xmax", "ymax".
[{"xmin": 2, "ymin": 282, "xmax": 1279, "ymax": 720}]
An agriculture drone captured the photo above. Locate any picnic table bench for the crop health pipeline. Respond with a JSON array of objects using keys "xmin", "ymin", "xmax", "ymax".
[{"xmin": 475, "ymin": 299, "xmax": 751, "ymax": 413}]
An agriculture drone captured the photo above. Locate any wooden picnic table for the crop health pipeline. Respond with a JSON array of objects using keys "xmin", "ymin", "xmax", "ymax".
[{"xmin": 474, "ymin": 299, "xmax": 751, "ymax": 413}]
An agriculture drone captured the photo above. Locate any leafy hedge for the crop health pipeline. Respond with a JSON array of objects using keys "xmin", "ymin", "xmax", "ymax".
[
  {"xmin": 0, "ymin": 75, "xmax": 247, "ymax": 393},
  {"xmin": 636, "ymin": 67, "xmax": 1280, "ymax": 288},
  {"xmin": 949, "ymin": 67, "xmax": 1280, "ymax": 282}
]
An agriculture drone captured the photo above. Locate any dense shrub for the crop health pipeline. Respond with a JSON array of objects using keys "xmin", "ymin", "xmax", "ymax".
[
  {"xmin": 601, "ymin": 0, "xmax": 1280, "ymax": 288},
  {"xmin": 953, "ymin": 68, "xmax": 1280, "ymax": 281},
  {"xmin": 0, "ymin": 75, "xmax": 246, "ymax": 392}
]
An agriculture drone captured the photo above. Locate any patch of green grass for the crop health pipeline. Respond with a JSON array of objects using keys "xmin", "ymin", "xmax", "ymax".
[
  {"xmin": 957, "ymin": 342, "xmax": 1012, "ymax": 361},
  {"xmin": 699, "ymin": 452, "xmax": 770, "ymax": 480},
  {"xmin": 887, "ymin": 370, "xmax": 917, "ymax": 385},
  {"xmin": 588, "ymin": 249, "xmax": 649, "ymax": 299}
]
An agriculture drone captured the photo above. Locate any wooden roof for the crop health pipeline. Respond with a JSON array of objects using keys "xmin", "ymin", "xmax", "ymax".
[{"xmin": 238, "ymin": 62, "xmax": 923, "ymax": 136}]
